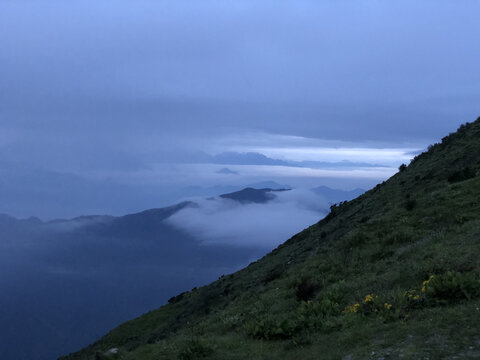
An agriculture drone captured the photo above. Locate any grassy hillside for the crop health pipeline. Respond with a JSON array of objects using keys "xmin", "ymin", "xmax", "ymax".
[{"xmin": 62, "ymin": 119, "xmax": 480, "ymax": 360}]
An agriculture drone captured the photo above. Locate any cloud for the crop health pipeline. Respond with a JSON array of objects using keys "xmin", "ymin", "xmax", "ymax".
[
  {"xmin": 216, "ymin": 167, "xmax": 239, "ymax": 175},
  {"xmin": 0, "ymin": 0, "xmax": 477, "ymax": 218},
  {"xmin": 166, "ymin": 189, "xmax": 329, "ymax": 248},
  {"xmin": 211, "ymin": 152, "xmax": 290, "ymax": 166},
  {"xmin": 217, "ymin": 137, "xmax": 420, "ymax": 166},
  {"xmin": 205, "ymin": 150, "xmax": 397, "ymax": 168},
  {"xmin": 1, "ymin": 1, "xmax": 476, "ymax": 142}
]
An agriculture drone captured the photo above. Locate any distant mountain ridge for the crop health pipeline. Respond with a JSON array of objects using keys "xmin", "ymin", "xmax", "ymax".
[{"xmin": 1, "ymin": 184, "xmax": 359, "ymax": 225}]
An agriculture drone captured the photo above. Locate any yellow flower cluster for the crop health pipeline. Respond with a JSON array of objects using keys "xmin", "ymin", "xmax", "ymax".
[
  {"xmin": 343, "ymin": 293, "xmax": 399, "ymax": 314},
  {"xmin": 343, "ymin": 303, "xmax": 360, "ymax": 313},
  {"xmin": 363, "ymin": 294, "xmax": 374, "ymax": 303},
  {"xmin": 404, "ymin": 290, "xmax": 421, "ymax": 301},
  {"xmin": 421, "ymin": 275, "xmax": 435, "ymax": 293}
]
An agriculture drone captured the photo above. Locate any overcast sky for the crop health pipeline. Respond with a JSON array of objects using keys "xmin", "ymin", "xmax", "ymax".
[{"xmin": 0, "ymin": 0, "xmax": 479, "ymax": 218}]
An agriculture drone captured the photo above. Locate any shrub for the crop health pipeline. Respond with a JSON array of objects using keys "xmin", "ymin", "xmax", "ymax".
[
  {"xmin": 168, "ymin": 291, "xmax": 186, "ymax": 304},
  {"xmin": 448, "ymin": 167, "xmax": 476, "ymax": 183},
  {"xmin": 401, "ymin": 289, "xmax": 424, "ymax": 310},
  {"xmin": 178, "ymin": 338, "xmax": 214, "ymax": 360},
  {"xmin": 385, "ymin": 228, "xmax": 415, "ymax": 245},
  {"xmin": 344, "ymin": 230, "xmax": 370, "ymax": 248},
  {"xmin": 244, "ymin": 315, "xmax": 298, "ymax": 340},
  {"xmin": 405, "ymin": 199, "xmax": 417, "ymax": 211},
  {"xmin": 343, "ymin": 294, "xmax": 398, "ymax": 322},
  {"xmin": 325, "ymin": 204, "xmax": 338, "ymax": 221},
  {"xmin": 94, "ymin": 353, "xmax": 110, "ymax": 360},
  {"xmin": 294, "ymin": 277, "xmax": 318, "ymax": 302},
  {"xmin": 422, "ymin": 271, "xmax": 480, "ymax": 304},
  {"xmin": 399, "ymin": 164, "xmax": 407, "ymax": 172},
  {"xmin": 285, "ymin": 332, "xmax": 313, "ymax": 348},
  {"xmin": 297, "ymin": 295, "xmax": 340, "ymax": 330},
  {"xmin": 262, "ymin": 264, "xmax": 284, "ymax": 284},
  {"xmin": 359, "ymin": 216, "xmax": 370, "ymax": 223},
  {"xmin": 94, "ymin": 351, "xmax": 120, "ymax": 360}
]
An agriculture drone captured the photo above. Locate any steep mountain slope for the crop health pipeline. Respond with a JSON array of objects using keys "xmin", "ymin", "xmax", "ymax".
[{"xmin": 62, "ymin": 119, "xmax": 480, "ymax": 360}]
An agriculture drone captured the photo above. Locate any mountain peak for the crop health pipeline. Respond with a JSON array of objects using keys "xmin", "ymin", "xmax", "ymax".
[{"xmin": 219, "ymin": 187, "xmax": 290, "ymax": 204}]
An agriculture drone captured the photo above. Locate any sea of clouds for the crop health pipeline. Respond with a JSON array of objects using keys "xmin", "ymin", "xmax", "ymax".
[{"xmin": 167, "ymin": 189, "xmax": 329, "ymax": 248}]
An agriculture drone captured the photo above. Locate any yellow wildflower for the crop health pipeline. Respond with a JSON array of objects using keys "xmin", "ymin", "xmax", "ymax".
[
  {"xmin": 421, "ymin": 275, "xmax": 435, "ymax": 293},
  {"xmin": 343, "ymin": 303, "xmax": 360, "ymax": 313},
  {"xmin": 363, "ymin": 294, "xmax": 374, "ymax": 303},
  {"xmin": 384, "ymin": 303, "xmax": 393, "ymax": 310}
]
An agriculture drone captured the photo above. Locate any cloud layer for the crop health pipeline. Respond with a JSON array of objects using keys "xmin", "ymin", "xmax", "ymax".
[{"xmin": 167, "ymin": 189, "xmax": 329, "ymax": 248}]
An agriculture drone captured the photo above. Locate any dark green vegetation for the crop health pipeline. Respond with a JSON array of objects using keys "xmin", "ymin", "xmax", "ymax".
[{"xmin": 62, "ymin": 119, "xmax": 480, "ymax": 360}]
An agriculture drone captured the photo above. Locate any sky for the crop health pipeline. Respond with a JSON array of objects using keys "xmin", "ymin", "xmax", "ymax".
[{"xmin": 0, "ymin": 0, "xmax": 479, "ymax": 219}]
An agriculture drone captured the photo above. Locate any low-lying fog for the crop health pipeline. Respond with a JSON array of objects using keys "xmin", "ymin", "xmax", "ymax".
[{"xmin": 167, "ymin": 189, "xmax": 328, "ymax": 247}]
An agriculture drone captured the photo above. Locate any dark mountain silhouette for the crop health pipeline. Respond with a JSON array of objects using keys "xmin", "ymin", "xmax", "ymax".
[{"xmin": 220, "ymin": 187, "xmax": 290, "ymax": 204}]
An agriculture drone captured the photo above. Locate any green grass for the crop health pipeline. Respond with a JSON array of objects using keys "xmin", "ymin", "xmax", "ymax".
[{"xmin": 61, "ymin": 118, "xmax": 480, "ymax": 360}]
